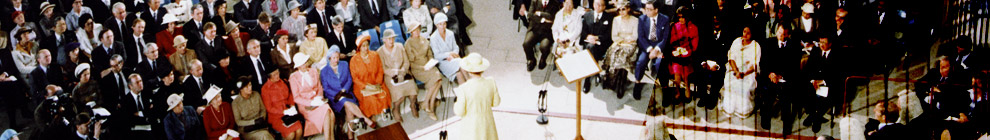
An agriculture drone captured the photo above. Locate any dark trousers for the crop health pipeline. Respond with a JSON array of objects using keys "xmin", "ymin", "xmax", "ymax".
[
  {"xmin": 758, "ymin": 81, "xmax": 803, "ymax": 134},
  {"xmin": 522, "ymin": 31, "xmax": 552, "ymax": 63}
]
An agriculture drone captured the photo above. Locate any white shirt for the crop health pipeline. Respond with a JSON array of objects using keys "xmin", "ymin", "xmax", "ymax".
[
  {"xmin": 251, "ymin": 56, "xmax": 264, "ymax": 83},
  {"xmin": 134, "ymin": 35, "xmax": 146, "ymax": 63},
  {"xmin": 801, "ymin": 17, "xmax": 813, "ymax": 32},
  {"xmin": 277, "ymin": 46, "xmax": 291, "ymax": 62},
  {"xmin": 76, "ymin": 131, "xmax": 88, "ymax": 139}
]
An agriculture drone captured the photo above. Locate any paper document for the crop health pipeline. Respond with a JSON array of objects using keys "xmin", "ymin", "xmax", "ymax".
[
  {"xmin": 424, "ymin": 59, "xmax": 439, "ymax": 70},
  {"xmin": 816, "ymin": 87, "xmax": 829, "ymax": 97},
  {"xmin": 283, "ymin": 106, "xmax": 298, "ymax": 116}
]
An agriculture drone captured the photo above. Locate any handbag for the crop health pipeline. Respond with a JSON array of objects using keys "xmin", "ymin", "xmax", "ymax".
[{"xmin": 362, "ymin": 84, "xmax": 383, "ymax": 96}]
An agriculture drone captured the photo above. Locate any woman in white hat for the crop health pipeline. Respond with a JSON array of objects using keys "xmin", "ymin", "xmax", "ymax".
[
  {"xmin": 282, "ymin": 1, "xmax": 308, "ymax": 41},
  {"xmin": 288, "ymin": 53, "xmax": 336, "ymax": 139},
  {"xmin": 299, "ymin": 26, "xmax": 330, "ymax": 70},
  {"xmin": 231, "ymin": 77, "xmax": 276, "ymax": 140},
  {"xmin": 453, "ymin": 53, "xmax": 501, "ymax": 140},
  {"xmin": 430, "ymin": 13, "xmax": 467, "ymax": 84},
  {"xmin": 378, "ymin": 29, "xmax": 419, "ymax": 122},
  {"xmin": 163, "ymin": 93, "xmax": 205, "ymax": 140},
  {"xmin": 155, "ymin": 14, "xmax": 182, "ymax": 56},
  {"xmin": 201, "ymin": 85, "xmax": 237, "ymax": 140},
  {"xmin": 350, "ymin": 34, "xmax": 392, "ymax": 118}
]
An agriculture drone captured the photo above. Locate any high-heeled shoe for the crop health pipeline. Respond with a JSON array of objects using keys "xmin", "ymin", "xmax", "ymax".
[{"xmin": 425, "ymin": 107, "xmax": 438, "ymax": 120}]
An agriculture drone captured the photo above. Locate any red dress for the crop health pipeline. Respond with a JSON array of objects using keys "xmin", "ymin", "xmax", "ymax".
[
  {"xmin": 669, "ymin": 22, "xmax": 699, "ymax": 77},
  {"xmin": 261, "ymin": 79, "xmax": 303, "ymax": 137},
  {"xmin": 203, "ymin": 102, "xmax": 236, "ymax": 140}
]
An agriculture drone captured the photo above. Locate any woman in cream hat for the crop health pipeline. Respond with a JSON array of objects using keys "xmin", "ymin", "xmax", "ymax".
[
  {"xmin": 404, "ymin": 22, "xmax": 444, "ymax": 120},
  {"xmin": 299, "ymin": 25, "xmax": 330, "ymax": 70},
  {"xmin": 350, "ymin": 34, "xmax": 392, "ymax": 118},
  {"xmin": 201, "ymin": 86, "xmax": 237, "ymax": 140},
  {"xmin": 430, "ymin": 13, "xmax": 468, "ymax": 84},
  {"xmin": 168, "ymin": 35, "xmax": 198, "ymax": 76},
  {"xmin": 378, "ymin": 29, "xmax": 419, "ymax": 122},
  {"xmin": 453, "ymin": 53, "xmax": 501, "ymax": 140},
  {"xmin": 288, "ymin": 53, "xmax": 336, "ymax": 138}
]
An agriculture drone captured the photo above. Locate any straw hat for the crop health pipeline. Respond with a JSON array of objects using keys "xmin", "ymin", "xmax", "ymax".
[
  {"xmin": 161, "ymin": 14, "xmax": 179, "ymax": 25},
  {"xmin": 459, "ymin": 53, "xmax": 490, "ymax": 72},
  {"xmin": 355, "ymin": 34, "xmax": 371, "ymax": 49},
  {"xmin": 173, "ymin": 35, "xmax": 188, "ymax": 47},
  {"xmin": 293, "ymin": 53, "xmax": 310, "ymax": 68},
  {"xmin": 382, "ymin": 29, "xmax": 397, "ymax": 39},
  {"xmin": 167, "ymin": 94, "xmax": 184, "ymax": 110},
  {"xmin": 225, "ymin": 21, "xmax": 240, "ymax": 33},
  {"xmin": 40, "ymin": 2, "xmax": 55, "ymax": 15},
  {"xmin": 75, "ymin": 63, "xmax": 91, "ymax": 78}
]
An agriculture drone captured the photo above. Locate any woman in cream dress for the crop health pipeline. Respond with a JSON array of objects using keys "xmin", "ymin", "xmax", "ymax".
[
  {"xmin": 377, "ymin": 29, "xmax": 418, "ymax": 122},
  {"xmin": 453, "ymin": 53, "xmax": 501, "ymax": 140},
  {"xmin": 402, "ymin": 0, "xmax": 432, "ymax": 36},
  {"xmin": 550, "ymin": 0, "xmax": 584, "ymax": 57},
  {"xmin": 299, "ymin": 27, "xmax": 330, "ymax": 70},
  {"xmin": 719, "ymin": 27, "xmax": 761, "ymax": 117},
  {"xmin": 602, "ymin": 2, "xmax": 638, "ymax": 96}
]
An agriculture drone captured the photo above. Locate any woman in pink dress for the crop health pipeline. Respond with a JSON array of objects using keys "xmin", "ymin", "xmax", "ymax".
[
  {"xmin": 668, "ymin": 7, "xmax": 699, "ymax": 99},
  {"xmin": 289, "ymin": 53, "xmax": 335, "ymax": 139}
]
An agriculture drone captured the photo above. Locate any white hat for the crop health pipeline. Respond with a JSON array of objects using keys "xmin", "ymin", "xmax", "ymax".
[
  {"xmin": 802, "ymin": 3, "xmax": 815, "ymax": 14},
  {"xmin": 203, "ymin": 88, "xmax": 220, "ymax": 104},
  {"xmin": 433, "ymin": 13, "xmax": 448, "ymax": 24},
  {"xmin": 167, "ymin": 94, "xmax": 184, "ymax": 110},
  {"xmin": 161, "ymin": 13, "xmax": 179, "ymax": 25},
  {"xmin": 75, "ymin": 63, "xmax": 91, "ymax": 78},
  {"xmin": 293, "ymin": 53, "xmax": 311, "ymax": 68},
  {"xmin": 459, "ymin": 53, "xmax": 490, "ymax": 72}
]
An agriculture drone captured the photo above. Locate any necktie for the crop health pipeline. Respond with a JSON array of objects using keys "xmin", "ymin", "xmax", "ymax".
[
  {"xmin": 649, "ymin": 19, "xmax": 658, "ymax": 41},
  {"xmin": 117, "ymin": 74, "xmax": 125, "ymax": 92},
  {"xmin": 256, "ymin": 59, "xmax": 264, "ymax": 83},
  {"xmin": 137, "ymin": 94, "xmax": 144, "ymax": 109},
  {"xmin": 371, "ymin": 0, "xmax": 379, "ymax": 15},
  {"xmin": 199, "ymin": 78, "xmax": 207, "ymax": 93},
  {"xmin": 137, "ymin": 38, "xmax": 145, "ymax": 62},
  {"xmin": 150, "ymin": 61, "xmax": 155, "ymax": 71},
  {"xmin": 271, "ymin": 0, "xmax": 278, "ymax": 12},
  {"xmin": 322, "ymin": 12, "xmax": 330, "ymax": 31}
]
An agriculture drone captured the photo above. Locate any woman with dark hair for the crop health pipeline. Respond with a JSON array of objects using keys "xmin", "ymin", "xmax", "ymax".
[
  {"xmin": 231, "ymin": 77, "xmax": 276, "ymax": 140},
  {"xmin": 602, "ymin": 1, "xmax": 638, "ymax": 98},
  {"xmin": 74, "ymin": 14, "xmax": 98, "ymax": 55},
  {"xmin": 667, "ymin": 6, "xmax": 699, "ymax": 100}
]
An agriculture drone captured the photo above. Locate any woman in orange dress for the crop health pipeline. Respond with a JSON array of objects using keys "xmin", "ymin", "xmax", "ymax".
[
  {"xmin": 350, "ymin": 34, "xmax": 392, "ymax": 117},
  {"xmin": 289, "ymin": 53, "xmax": 335, "ymax": 139}
]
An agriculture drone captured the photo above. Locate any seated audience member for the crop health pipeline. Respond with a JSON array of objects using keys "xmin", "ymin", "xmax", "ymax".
[
  {"xmin": 320, "ymin": 46, "xmax": 374, "ymax": 139},
  {"xmin": 30, "ymin": 49, "xmax": 64, "ymax": 103},
  {"xmin": 136, "ymin": 44, "xmax": 174, "ymax": 93},
  {"xmin": 270, "ymin": 30, "xmax": 297, "ymax": 79},
  {"xmin": 379, "ymin": 29, "xmax": 419, "ymax": 122},
  {"xmin": 299, "ymin": 26, "xmax": 330, "ymax": 70},
  {"xmin": 579, "ymin": 0, "xmax": 613, "ymax": 93},
  {"xmin": 240, "ymin": 40, "xmax": 272, "ymax": 91},
  {"xmin": 261, "ymin": 69, "xmax": 305, "ymax": 140},
  {"xmin": 231, "ymin": 77, "xmax": 276, "ymax": 140},
  {"xmin": 181, "ymin": 60, "xmax": 212, "ymax": 109},
  {"xmin": 224, "ymin": 21, "xmax": 252, "ymax": 57},
  {"xmin": 430, "ymin": 14, "xmax": 468, "ymax": 84},
  {"xmin": 193, "ymin": 22, "xmax": 229, "ymax": 72},
  {"xmin": 164, "ymin": 93, "xmax": 205, "ymax": 140},
  {"xmin": 168, "ymin": 36, "xmax": 198, "ymax": 76},
  {"xmin": 282, "ymin": 1, "xmax": 308, "ymax": 41},
  {"xmin": 156, "ymin": 14, "xmax": 183, "ymax": 57},
  {"xmin": 357, "ymin": 0, "xmax": 391, "ymax": 29},
  {"xmin": 866, "ymin": 101, "xmax": 915, "ymax": 140},
  {"xmin": 202, "ymin": 88, "xmax": 237, "ymax": 140},
  {"xmin": 601, "ymin": 2, "xmax": 637, "ymax": 98},
  {"xmin": 289, "ymin": 53, "xmax": 336, "ymax": 138},
  {"xmin": 403, "ymin": 22, "xmax": 443, "ymax": 120},
  {"xmin": 351, "ymin": 35, "xmax": 392, "ymax": 117},
  {"xmin": 633, "ymin": 1, "xmax": 669, "ymax": 101}
]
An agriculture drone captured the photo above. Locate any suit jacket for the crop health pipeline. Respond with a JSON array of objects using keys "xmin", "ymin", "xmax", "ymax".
[
  {"xmin": 181, "ymin": 75, "xmax": 210, "ymax": 107},
  {"xmin": 90, "ymin": 42, "xmax": 127, "ymax": 79},
  {"xmin": 117, "ymin": 91, "xmax": 153, "ymax": 128},
  {"xmin": 30, "ymin": 65, "xmax": 65, "ymax": 98},
  {"xmin": 238, "ymin": 56, "xmax": 272, "ymax": 91},
  {"xmin": 759, "ymin": 39, "xmax": 802, "ymax": 80},
  {"xmin": 357, "ymin": 0, "xmax": 391, "ymax": 29},
  {"xmin": 866, "ymin": 123, "xmax": 916, "ymax": 140},
  {"xmin": 233, "ymin": 0, "xmax": 263, "ymax": 23},
  {"xmin": 307, "ymin": 8, "xmax": 338, "ymax": 40},
  {"xmin": 135, "ymin": 57, "xmax": 173, "ymax": 92},
  {"xmin": 99, "ymin": 72, "xmax": 128, "ymax": 110},
  {"xmin": 326, "ymin": 29, "xmax": 356, "ymax": 54},
  {"xmin": 104, "ymin": 18, "xmax": 132, "ymax": 43},
  {"xmin": 182, "ymin": 20, "xmax": 205, "ymax": 46},
  {"xmin": 580, "ymin": 11, "xmax": 613, "ymax": 53},
  {"xmin": 123, "ymin": 34, "xmax": 152, "ymax": 71},
  {"xmin": 248, "ymin": 24, "xmax": 275, "ymax": 57},
  {"xmin": 637, "ymin": 13, "xmax": 671, "ymax": 53},
  {"xmin": 194, "ymin": 37, "xmax": 229, "ymax": 72},
  {"xmin": 526, "ymin": 0, "xmax": 560, "ymax": 34},
  {"xmin": 41, "ymin": 33, "xmax": 76, "ymax": 56},
  {"xmin": 140, "ymin": 8, "xmax": 168, "ymax": 40},
  {"xmin": 84, "ymin": 0, "xmax": 118, "ymax": 23},
  {"xmin": 209, "ymin": 14, "xmax": 233, "ymax": 36}
]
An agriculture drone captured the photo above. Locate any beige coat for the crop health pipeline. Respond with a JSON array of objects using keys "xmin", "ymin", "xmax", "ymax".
[{"xmin": 378, "ymin": 43, "xmax": 416, "ymax": 101}]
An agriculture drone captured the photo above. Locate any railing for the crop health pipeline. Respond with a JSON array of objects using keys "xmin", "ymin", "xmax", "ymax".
[{"xmin": 945, "ymin": 0, "xmax": 990, "ymax": 45}]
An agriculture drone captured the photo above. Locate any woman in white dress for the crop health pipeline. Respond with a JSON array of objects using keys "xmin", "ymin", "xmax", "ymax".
[
  {"xmin": 74, "ymin": 15, "xmax": 101, "ymax": 55},
  {"xmin": 719, "ymin": 27, "xmax": 761, "ymax": 117},
  {"xmin": 550, "ymin": 0, "xmax": 584, "ymax": 57}
]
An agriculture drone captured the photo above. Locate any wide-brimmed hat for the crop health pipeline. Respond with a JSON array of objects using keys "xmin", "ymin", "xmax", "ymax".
[
  {"xmin": 203, "ymin": 88, "xmax": 219, "ymax": 104},
  {"xmin": 382, "ymin": 29, "xmax": 397, "ymax": 39},
  {"xmin": 287, "ymin": 1, "xmax": 302, "ymax": 11},
  {"xmin": 225, "ymin": 21, "xmax": 240, "ymax": 33},
  {"xmin": 459, "ymin": 53, "xmax": 490, "ymax": 72},
  {"xmin": 161, "ymin": 14, "xmax": 179, "ymax": 25},
  {"xmin": 405, "ymin": 21, "xmax": 421, "ymax": 33},
  {"xmin": 173, "ymin": 35, "xmax": 188, "ymax": 47},
  {"xmin": 293, "ymin": 53, "xmax": 310, "ymax": 68},
  {"xmin": 40, "ymin": 2, "xmax": 55, "ymax": 15},
  {"xmin": 355, "ymin": 34, "xmax": 371, "ymax": 49},
  {"xmin": 167, "ymin": 94, "xmax": 184, "ymax": 110},
  {"xmin": 801, "ymin": 3, "xmax": 815, "ymax": 14},
  {"xmin": 75, "ymin": 63, "xmax": 91, "ymax": 78},
  {"xmin": 433, "ymin": 13, "xmax": 448, "ymax": 24}
]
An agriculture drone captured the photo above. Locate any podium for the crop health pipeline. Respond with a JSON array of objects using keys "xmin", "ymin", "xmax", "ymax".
[
  {"xmin": 554, "ymin": 50, "xmax": 601, "ymax": 140},
  {"xmin": 357, "ymin": 123, "xmax": 410, "ymax": 140}
]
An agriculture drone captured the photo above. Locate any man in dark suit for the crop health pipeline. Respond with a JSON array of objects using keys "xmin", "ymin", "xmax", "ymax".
[
  {"xmin": 233, "ymin": 0, "xmax": 263, "ymax": 23},
  {"xmin": 632, "ymin": 1, "xmax": 669, "ymax": 100},
  {"xmin": 239, "ymin": 40, "xmax": 271, "ymax": 91},
  {"xmin": 103, "ymin": 2, "xmax": 130, "ymax": 44},
  {"xmin": 123, "ymin": 19, "xmax": 151, "ymax": 73},
  {"xmin": 2, "ymin": 0, "xmax": 36, "ymax": 31},
  {"xmin": 83, "ymin": 0, "xmax": 116, "ymax": 22},
  {"xmin": 118, "ymin": 73, "xmax": 153, "ymax": 138},
  {"xmin": 181, "ymin": 60, "xmax": 210, "ymax": 108},
  {"xmin": 866, "ymin": 101, "xmax": 915, "ymax": 140},
  {"xmin": 307, "ymin": 0, "xmax": 337, "ymax": 41},
  {"xmin": 201, "ymin": 0, "xmax": 223, "ymax": 21},
  {"xmin": 0, "ymin": 46, "xmax": 30, "ymax": 130},
  {"xmin": 250, "ymin": 13, "xmax": 276, "ymax": 60},
  {"xmin": 98, "ymin": 55, "xmax": 126, "ymax": 111},
  {"xmin": 183, "ymin": 5, "xmax": 206, "ymax": 46},
  {"xmin": 91, "ymin": 30, "xmax": 126, "ymax": 80},
  {"xmin": 29, "ymin": 49, "xmax": 64, "ymax": 103},
  {"xmin": 357, "ymin": 0, "xmax": 391, "ymax": 29},
  {"xmin": 135, "ymin": 43, "xmax": 172, "ymax": 93},
  {"xmin": 43, "ymin": 18, "xmax": 76, "ymax": 66},
  {"xmin": 579, "ymin": 0, "xmax": 612, "ymax": 93},
  {"xmin": 521, "ymin": 0, "xmax": 559, "ymax": 71},
  {"xmin": 326, "ymin": 16, "xmax": 356, "ymax": 55},
  {"xmin": 757, "ymin": 24, "xmax": 803, "ymax": 133},
  {"xmin": 140, "ymin": 0, "xmax": 166, "ymax": 40},
  {"xmin": 194, "ymin": 22, "xmax": 229, "ymax": 72},
  {"xmin": 804, "ymin": 36, "xmax": 847, "ymax": 132}
]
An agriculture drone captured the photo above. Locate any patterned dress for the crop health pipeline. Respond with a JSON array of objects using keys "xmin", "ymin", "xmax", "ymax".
[{"xmin": 602, "ymin": 15, "xmax": 639, "ymax": 89}]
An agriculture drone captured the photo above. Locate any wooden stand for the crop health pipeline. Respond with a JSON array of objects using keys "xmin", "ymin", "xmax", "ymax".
[{"xmin": 575, "ymin": 78, "xmax": 584, "ymax": 140}]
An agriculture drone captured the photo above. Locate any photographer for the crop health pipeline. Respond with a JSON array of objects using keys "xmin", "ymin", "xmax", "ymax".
[
  {"xmin": 32, "ymin": 85, "xmax": 78, "ymax": 140},
  {"xmin": 70, "ymin": 113, "xmax": 102, "ymax": 140}
]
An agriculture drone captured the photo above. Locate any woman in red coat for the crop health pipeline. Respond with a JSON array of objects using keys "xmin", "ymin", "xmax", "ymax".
[
  {"xmin": 261, "ymin": 70, "xmax": 304, "ymax": 140},
  {"xmin": 202, "ymin": 89, "xmax": 237, "ymax": 140},
  {"xmin": 156, "ymin": 14, "xmax": 183, "ymax": 57}
]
